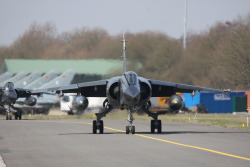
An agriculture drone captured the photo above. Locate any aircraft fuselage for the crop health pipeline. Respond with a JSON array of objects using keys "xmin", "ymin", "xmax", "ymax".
[{"xmin": 106, "ymin": 71, "xmax": 151, "ymax": 110}]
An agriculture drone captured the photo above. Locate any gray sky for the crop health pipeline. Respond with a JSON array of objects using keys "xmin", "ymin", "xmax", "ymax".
[{"xmin": 1, "ymin": 0, "xmax": 250, "ymax": 45}]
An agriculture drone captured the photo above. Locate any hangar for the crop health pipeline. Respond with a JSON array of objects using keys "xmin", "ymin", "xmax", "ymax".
[{"xmin": 0, "ymin": 59, "xmax": 123, "ymax": 86}]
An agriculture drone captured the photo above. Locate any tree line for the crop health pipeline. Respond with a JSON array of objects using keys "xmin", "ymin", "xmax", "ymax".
[{"xmin": 0, "ymin": 14, "xmax": 250, "ymax": 90}]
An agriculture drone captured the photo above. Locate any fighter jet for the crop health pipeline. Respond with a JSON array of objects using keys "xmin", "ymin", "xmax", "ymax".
[
  {"xmin": 14, "ymin": 71, "xmax": 59, "ymax": 114},
  {"xmin": 14, "ymin": 71, "xmax": 44, "ymax": 88},
  {"xmin": 0, "ymin": 82, "xmax": 38, "ymax": 120},
  {"xmin": 0, "ymin": 72, "xmax": 29, "ymax": 86},
  {"xmin": 25, "ymin": 71, "xmax": 60, "ymax": 90},
  {"xmin": 0, "ymin": 72, "xmax": 14, "ymax": 84},
  {"xmin": 32, "ymin": 34, "xmax": 230, "ymax": 134}
]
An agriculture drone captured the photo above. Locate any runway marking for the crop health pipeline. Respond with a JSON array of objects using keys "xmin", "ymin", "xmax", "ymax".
[
  {"xmin": 0, "ymin": 155, "xmax": 7, "ymax": 167},
  {"xmin": 24, "ymin": 120, "xmax": 250, "ymax": 161}
]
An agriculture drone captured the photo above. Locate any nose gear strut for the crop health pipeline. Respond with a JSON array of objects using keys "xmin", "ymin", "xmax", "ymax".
[{"xmin": 126, "ymin": 109, "xmax": 135, "ymax": 134}]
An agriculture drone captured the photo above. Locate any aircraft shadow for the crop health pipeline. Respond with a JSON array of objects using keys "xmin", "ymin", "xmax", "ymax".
[
  {"xmin": 58, "ymin": 131, "xmax": 249, "ymax": 136},
  {"xmin": 59, "ymin": 132, "xmax": 125, "ymax": 135},
  {"xmin": 135, "ymin": 131, "xmax": 250, "ymax": 135}
]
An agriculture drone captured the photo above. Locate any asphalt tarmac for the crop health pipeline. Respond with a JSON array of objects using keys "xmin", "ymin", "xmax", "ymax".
[{"xmin": 0, "ymin": 117, "xmax": 250, "ymax": 167}]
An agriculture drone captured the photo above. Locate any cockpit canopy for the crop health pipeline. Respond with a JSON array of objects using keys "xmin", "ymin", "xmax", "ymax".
[
  {"xmin": 4, "ymin": 82, "xmax": 15, "ymax": 91},
  {"xmin": 122, "ymin": 71, "xmax": 138, "ymax": 85}
]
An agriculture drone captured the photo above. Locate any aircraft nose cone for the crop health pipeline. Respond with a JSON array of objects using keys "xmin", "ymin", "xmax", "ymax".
[{"xmin": 125, "ymin": 87, "xmax": 140, "ymax": 102}]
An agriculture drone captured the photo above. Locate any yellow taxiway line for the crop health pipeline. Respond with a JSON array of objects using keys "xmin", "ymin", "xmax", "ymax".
[{"xmin": 24, "ymin": 120, "xmax": 250, "ymax": 161}]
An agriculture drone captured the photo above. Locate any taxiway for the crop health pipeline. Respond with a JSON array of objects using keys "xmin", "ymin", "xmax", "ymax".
[{"xmin": 0, "ymin": 118, "xmax": 249, "ymax": 167}]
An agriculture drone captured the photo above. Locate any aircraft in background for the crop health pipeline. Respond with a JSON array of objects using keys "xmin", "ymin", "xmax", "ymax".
[
  {"xmin": 25, "ymin": 71, "xmax": 59, "ymax": 90},
  {"xmin": 0, "ymin": 72, "xmax": 29, "ymax": 87},
  {"xmin": 0, "ymin": 82, "xmax": 38, "ymax": 120},
  {"xmin": 0, "ymin": 72, "xmax": 14, "ymax": 84},
  {"xmin": 33, "ymin": 70, "xmax": 76, "ymax": 114},
  {"xmin": 14, "ymin": 71, "xmax": 44, "ymax": 88},
  {"xmin": 32, "ymin": 34, "xmax": 230, "ymax": 134}
]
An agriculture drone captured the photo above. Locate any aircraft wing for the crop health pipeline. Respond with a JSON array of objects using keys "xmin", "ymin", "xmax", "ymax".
[
  {"xmin": 16, "ymin": 88, "xmax": 43, "ymax": 98},
  {"xmin": 149, "ymin": 80, "xmax": 230, "ymax": 97},
  {"xmin": 31, "ymin": 80, "xmax": 108, "ymax": 97}
]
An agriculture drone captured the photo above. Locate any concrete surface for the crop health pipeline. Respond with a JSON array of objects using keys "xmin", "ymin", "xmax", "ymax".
[{"xmin": 0, "ymin": 117, "xmax": 249, "ymax": 167}]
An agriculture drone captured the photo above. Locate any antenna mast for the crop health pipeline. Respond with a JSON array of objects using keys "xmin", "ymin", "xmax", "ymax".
[
  {"xmin": 122, "ymin": 33, "xmax": 127, "ymax": 73},
  {"xmin": 183, "ymin": 0, "xmax": 187, "ymax": 49}
]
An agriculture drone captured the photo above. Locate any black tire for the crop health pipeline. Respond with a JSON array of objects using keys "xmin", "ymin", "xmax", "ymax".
[
  {"xmin": 126, "ymin": 126, "xmax": 129, "ymax": 134},
  {"xmin": 19, "ymin": 114, "xmax": 22, "ymax": 120},
  {"xmin": 157, "ymin": 120, "xmax": 162, "ymax": 133},
  {"xmin": 93, "ymin": 120, "xmax": 97, "ymax": 134},
  {"xmin": 15, "ymin": 113, "xmax": 18, "ymax": 120},
  {"xmin": 6, "ymin": 115, "xmax": 9, "ymax": 120},
  {"xmin": 17, "ymin": 108, "xmax": 22, "ymax": 120},
  {"xmin": 9, "ymin": 116, "xmax": 12, "ymax": 120},
  {"xmin": 68, "ymin": 111, "xmax": 74, "ymax": 115},
  {"xmin": 131, "ymin": 126, "xmax": 135, "ymax": 134},
  {"xmin": 151, "ymin": 120, "xmax": 155, "ymax": 133},
  {"xmin": 99, "ymin": 120, "xmax": 104, "ymax": 134}
]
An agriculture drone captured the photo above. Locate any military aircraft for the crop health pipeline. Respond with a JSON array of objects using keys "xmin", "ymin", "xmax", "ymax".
[
  {"xmin": 32, "ymin": 34, "xmax": 230, "ymax": 134},
  {"xmin": 12, "ymin": 71, "xmax": 59, "ymax": 115},
  {"xmin": 0, "ymin": 82, "xmax": 37, "ymax": 120},
  {"xmin": 0, "ymin": 72, "xmax": 14, "ymax": 84},
  {"xmin": 15, "ymin": 71, "xmax": 44, "ymax": 88},
  {"xmin": 0, "ymin": 72, "xmax": 29, "ymax": 87}
]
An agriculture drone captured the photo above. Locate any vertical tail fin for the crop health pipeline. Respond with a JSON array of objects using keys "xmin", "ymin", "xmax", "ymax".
[{"xmin": 122, "ymin": 33, "xmax": 127, "ymax": 74}]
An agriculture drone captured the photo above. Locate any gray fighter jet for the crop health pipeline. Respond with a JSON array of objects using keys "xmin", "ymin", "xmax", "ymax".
[
  {"xmin": 32, "ymin": 34, "xmax": 230, "ymax": 134},
  {"xmin": 15, "ymin": 71, "xmax": 44, "ymax": 88},
  {"xmin": 0, "ymin": 72, "xmax": 14, "ymax": 84},
  {"xmin": 25, "ymin": 71, "xmax": 59, "ymax": 90},
  {"xmin": 0, "ymin": 72, "xmax": 29, "ymax": 87},
  {"xmin": 0, "ymin": 82, "xmax": 38, "ymax": 120}
]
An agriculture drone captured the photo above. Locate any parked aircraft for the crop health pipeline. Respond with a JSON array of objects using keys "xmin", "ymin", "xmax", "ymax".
[
  {"xmin": 15, "ymin": 71, "xmax": 44, "ymax": 88},
  {"xmin": 0, "ymin": 72, "xmax": 29, "ymax": 87},
  {"xmin": 32, "ymin": 34, "xmax": 230, "ymax": 134},
  {"xmin": 34, "ymin": 70, "xmax": 76, "ymax": 110},
  {"xmin": 0, "ymin": 72, "xmax": 14, "ymax": 84},
  {"xmin": 25, "ymin": 71, "xmax": 59, "ymax": 90}
]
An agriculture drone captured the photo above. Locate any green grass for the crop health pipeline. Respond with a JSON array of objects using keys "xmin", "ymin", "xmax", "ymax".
[{"xmin": 22, "ymin": 111, "xmax": 250, "ymax": 130}]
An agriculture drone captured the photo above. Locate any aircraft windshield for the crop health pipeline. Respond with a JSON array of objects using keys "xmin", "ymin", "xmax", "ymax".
[
  {"xmin": 4, "ymin": 82, "xmax": 14, "ymax": 91},
  {"xmin": 123, "ymin": 72, "xmax": 138, "ymax": 85}
]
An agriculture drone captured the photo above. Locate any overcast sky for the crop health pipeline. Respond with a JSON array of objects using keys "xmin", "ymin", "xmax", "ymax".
[{"xmin": 1, "ymin": 0, "xmax": 250, "ymax": 45}]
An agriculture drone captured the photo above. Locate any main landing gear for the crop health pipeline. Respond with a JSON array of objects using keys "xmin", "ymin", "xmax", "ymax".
[
  {"xmin": 4, "ymin": 105, "xmax": 22, "ymax": 120},
  {"xmin": 4, "ymin": 105, "xmax": 12, "ymax": 120},
  {"xmin": 92, "ymin": 100, "xmax": 112, "ymax": 134},
  {"xmin": 141, "ymin": 107, "xmax": 166, "ymax": 133}
]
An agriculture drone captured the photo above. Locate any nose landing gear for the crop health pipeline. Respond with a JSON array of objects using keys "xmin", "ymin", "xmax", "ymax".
[{"xmin": 126, "ymin": 109, "xmax": 135, "ymax": 134}]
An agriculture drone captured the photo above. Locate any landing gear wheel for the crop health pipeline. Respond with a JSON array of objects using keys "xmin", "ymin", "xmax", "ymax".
[
  {"xmin": 9, "ymin": 116, "xmax": 12, "ymax": 120},
  {"xmin": 99, "ymin": 120, "xmax": 104, "ymax": 134},
  {"xmin": 93, "ymin": 120, "xmax": 97, "ymax": 134},
  {"xmin": 151, "ymin": 120, "xmax": 155, "ymax": 133},
  {"xmin": 126, "ymin": 126, "xmax": 129, "ymax": 134},
  {"xmin": 157, "ymin": 120, "xmax": 162, "ymax": 133},
  {"xmin": 131, "ymin": 126, "xmax": 135, "ymax": 134},
  {"xmin": 15, "ymin": 113, "xmax": 18, "ymax": 120},
  {"xmin": 19, "ymin": 114, "xmax": 22, "ymax": 120},
  {"xmin": 6, "ymin": 115, "xmax": 9, "ymax": 120}
]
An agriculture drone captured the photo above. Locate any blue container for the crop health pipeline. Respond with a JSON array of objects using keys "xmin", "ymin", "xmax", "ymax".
[
  {"xmin": 184, "ymin": 93, "xmax": 201, "ymax": 107},
  {"xmin": 184, "ymin": 92, "xmax": 246, "ymax": 113},
  {"xmin": 201, "ymin": 92, "xmax": 245, "ymax": 113}
]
